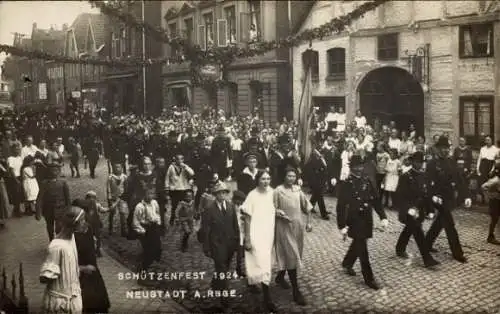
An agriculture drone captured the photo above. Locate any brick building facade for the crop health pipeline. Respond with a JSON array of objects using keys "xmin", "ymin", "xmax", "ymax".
[
  {"xmin": 292, "ymin": 0, "xmax": 500, "ymax": 147},
  {"xmin": 161, "ymin": 0, "xmax": 312, "ymax": 122}
]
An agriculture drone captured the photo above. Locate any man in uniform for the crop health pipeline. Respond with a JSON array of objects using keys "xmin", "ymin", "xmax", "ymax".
[
  {"xmin": 336, "ymin": 155, "xmax": 388, "ymax": 290},
  {"xmin": 453, "ymin": 137, "xmax": 473, "ymax": 204},
  {"xmin": 210, "ymin": 126, "xmax": 232, "ymax": 181},
  {"xmin": 305, "ymin": 143, "xmax": 330, "ymax": 220},
  {"xmin": 425, "ymin": 135, "xmax": 472, "ymax": 263},
  {"xmin": 395, "ymin": 151, "xmax": 440, "ymax": 268}
]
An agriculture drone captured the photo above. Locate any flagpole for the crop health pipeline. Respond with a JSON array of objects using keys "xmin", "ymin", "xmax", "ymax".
[{"xmin": 142, "ymin": 0, "xmax": 147, "ymax": 116}]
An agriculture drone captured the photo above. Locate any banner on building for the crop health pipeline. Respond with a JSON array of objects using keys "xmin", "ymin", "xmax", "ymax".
[{"xmin": 38, "ymin": 83, "xmax": 47, "ymax": 100}]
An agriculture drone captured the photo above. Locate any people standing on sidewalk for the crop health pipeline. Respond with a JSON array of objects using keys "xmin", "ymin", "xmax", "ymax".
[
  {"xmin": 36, "ymin": 162, "xmax": 71, "ymax": 241},
  {"xmin": 165, "ymin": 153, "xmax": 194, "ymax": 226},
  {"xmin": 241, "ymin": 170, "xmax": 277, "ymax": 312},
  {"xmin": 39, "ymin": 206, "xmax": 84, "ymax": 314},
  {"xmin": 425, "ymin": 136, "xmax": 472, "ymax": 263},
  {"xmin": 273, "ymin": 167, "xmax": 313, "ymax": 306},
  {"xmin": 6, "ymin": 143, "xmax": 24, "ymax": 217},
  {"xmin": 394, "ymin": 151, "xmax": 440, "ymax": 268},
  {"xmin": 476, "ymin": 136, "xmax": 498, "ymax": 204},
  {"xmin": 132, "ymin": 188, "xmax": 162, "ymax": 275},
  {"xmin": 21, "ymin": 155, "xmax": 39, "ymax": 216},
  {"xmin": 336, "ymin": 155, "xmax": 388, "ymax": 290},
  {"xmin": 481, "ymin": 163, "xmax": 500, "ymax": 245}
]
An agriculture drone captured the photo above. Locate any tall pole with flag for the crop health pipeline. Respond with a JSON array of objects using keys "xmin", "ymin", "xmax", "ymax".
[{"xmin": 298, "ymin": 44, "xmax": 314, "ymax": 161}]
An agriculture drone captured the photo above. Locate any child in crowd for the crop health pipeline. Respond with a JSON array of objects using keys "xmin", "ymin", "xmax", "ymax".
[
  {"xmin": 21, "ymin": 155, "xmax": 39, "ymax": 215},
  {"xmin": 107, "ymin": 163, "xmax": 129, "ymax": 237},
  {"xmin": 85, "ymin": 190, "xmax": 109, "ymax": 257},
  {"xmin": 133, "ymin": 188, "xmax": 162, "ymax": 273},
  {"xmin": 232, "ymin": 190, "xmax": 246, "ymax": 278},
  {"xmin": 177, "ymin": 189, "xmax": 195, "ymax": 252},
  {"xmin": 375, "ymin": 142, "xmax": 390, "ymax": 202},
  {"xmin": 383, "ymin": 148, "xmax": 401, "ymax": 208}
]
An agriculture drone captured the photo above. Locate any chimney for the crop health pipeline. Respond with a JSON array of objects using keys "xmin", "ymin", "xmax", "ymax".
[
  {"xmin": 33, "ymin": 22, "xmax": 37, "ymax": 30},
  {"xmin": 63, "ymin": 23, "xmax": 68, "ymax": 31}
]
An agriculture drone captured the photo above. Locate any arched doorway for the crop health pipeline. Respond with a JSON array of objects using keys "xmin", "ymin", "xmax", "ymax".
[{"xmin": 358, "ymin": 67, "xmax": 424, "ymax": 134}]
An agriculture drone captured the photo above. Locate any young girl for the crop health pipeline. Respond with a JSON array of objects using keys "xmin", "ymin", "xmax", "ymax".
[
  {"xmin": 21, "ymin": 155, "xmax": 39, "ymax": 215},
  {"xmin": 383, "ymin": 149, "xmax": 401, "ymax": 208},
  {"xmin": 177, "ymin": 190, "xmax": 195, "ymax": 252},
  {"xmin": 375, "ymin": 142, "xmax": 390, "ymax": 201},
  {"xmin": 107, "ymin": 163, "xmax": 129, "ymax": 237}
]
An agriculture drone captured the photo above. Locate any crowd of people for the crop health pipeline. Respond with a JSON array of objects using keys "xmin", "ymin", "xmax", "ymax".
[{"xmin": 1, "ymin": 104, "xmax": 500, "ymax": 313}]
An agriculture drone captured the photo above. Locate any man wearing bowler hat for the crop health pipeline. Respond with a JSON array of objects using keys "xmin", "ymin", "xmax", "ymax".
[
  {"xmin": 425, "ymin": 135, "xmax": 472, "ymax": 263},
  {"xmin": 395, "ymin": 151, "xmax": 440, "ymax": 268},
  {"xmin": 201, "ymin": 181, "xmax": 239, "ymax": 310},
  {"xmin": 336, "ymin": 155, "xmax": 388, "ymax": 290}
]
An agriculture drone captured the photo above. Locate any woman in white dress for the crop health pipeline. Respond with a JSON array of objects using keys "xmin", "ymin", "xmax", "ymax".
[
  {"xmin": 241, "ymin": 170, "xmax": 276, "ymax": 312},
  {"xmin": 40, "ymin": 206, "xmax": 86, "ymax": 314},
  {"xmin": 340, "ymin": 141, "xmax": 356, "ymax": 181},
  {"xmin": 21, "ymin": 156, "xmax": 39, "ymax": 215}
]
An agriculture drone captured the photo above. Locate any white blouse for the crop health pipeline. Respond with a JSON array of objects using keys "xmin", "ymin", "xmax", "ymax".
[{"xmin": 7, "ymin": 156, "xmax": 23, "ymax": 177}]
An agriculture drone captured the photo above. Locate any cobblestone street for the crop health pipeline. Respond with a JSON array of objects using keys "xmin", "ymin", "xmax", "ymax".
[{"xmin": 2, "ymin": 160, "xmax": 500, "ymax": 313}]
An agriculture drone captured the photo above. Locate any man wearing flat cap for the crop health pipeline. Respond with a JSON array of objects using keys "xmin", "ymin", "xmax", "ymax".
[
  {"xmin": 336, "ymin": 155, "xmax": 388, "ymax": 290},
  {"xmin": 395, "ymin": 151, "xmax": 440, "ymax": 268},
  {"xmin": 425, "ymin": 135, "xmax": 471, "ymax": 263}
]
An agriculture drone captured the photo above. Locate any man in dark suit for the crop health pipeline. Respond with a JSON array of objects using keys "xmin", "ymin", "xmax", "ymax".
[
  {"xmin": 336, "ymin": 155, "xmax": 388, "ymax": 290},
  {"xmin": 305, "ymin": 145, "xmax": 330, "ymax": 220},
  {"xmin": 211, "ymin": 126, "xmax": 232, "ymax": 181},
  {"xmin": 395, "ymin": 151, "xmax": 440, "ymax": 268},
  {"xmin": 425, "ymin": 136, "xmax": 472, "ymax": 263},
  {"xmin": 270, "ymin": 134, "xmax": 301, "ymax": 187},
  {"xmin": 201, "ymin": 182, "xmax": 239, "ymax": 309},
  {"xmin": 243, "ymin": 126, "xmax": 266, "ymax": 168},
  {"xmin": 453, "ymin": 137, "xmax": 473, "ymax": 204}
]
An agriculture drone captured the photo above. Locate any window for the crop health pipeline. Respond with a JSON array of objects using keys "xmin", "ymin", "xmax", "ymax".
[
  {"xmin": 120, "ymin": 28, "xmax": 126, "ymax": 56},
  {"xmin": 184, "ymin": 18, "xmax": 194, "ymax": 44},
  {"xmin": 169, "ymin": 23, "xmax": 178, "ymax": 57},
  {"xmin": 302, "ymin": 50, "xmax": 319, "ymax": 81},
  {"xmin": 248, "ymin": 1, "xmax": 261, "ymax": 42},
  {"xmin": 459, "ymin": 96, "xmax": 494, "ymax": 148},
  {"xmin": 111, "ymin": 32, "xmax": 121, "ymax": 58},
  {"xmin": 203, "ymin": 12, "xmax": 214, "ymax": 47},
  {"xmin": 250, "ymin": 80, "xmax": 263, "ymax": 116},
  {"xmin": 326, "ymin": 48, "xmax": 346, "ymax": 80},
  {"xmin": 224, "ymin": 6, "xmax": 236, "ymax": 44},
  {"xmin": 459, "ymin": 23, "xmax": 494, "ymax": 58},
  {"xmin": 377, "ymin": 33, "xmax": 399, "ymax": 61}
]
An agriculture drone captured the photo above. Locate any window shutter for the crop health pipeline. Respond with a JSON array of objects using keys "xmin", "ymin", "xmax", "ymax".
[
  {"xmin": 199, "ymin": 25, "xmax": 206, "ymax": 50},
  {"xmin": 240, "ymin": 12, "xmax": 250, "ymax": 43},
  {"xmin": 217, "ymin": 19, "xmax": 228, "ymax": 47}
]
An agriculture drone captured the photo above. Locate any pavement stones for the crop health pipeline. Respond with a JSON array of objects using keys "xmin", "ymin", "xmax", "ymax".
[{"xmin": 7, "ymin": 160, "xmax": 499, "ymax": 313}]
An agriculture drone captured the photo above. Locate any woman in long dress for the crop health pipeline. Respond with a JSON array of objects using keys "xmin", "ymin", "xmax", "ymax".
[
  {"xmin": 273, "ymin": 167, "xmax": 312, "ymax": 306},
  {"xmin": 73, "ymin": 203, "xmax": 110, "ymax": 313},
  {"xmin": 241, "ymin": 170, "xmax": 276, "ymax": 312},
  {"xmin": 40, "ymin": 207, "xmax": 85, "ymax": 314}
]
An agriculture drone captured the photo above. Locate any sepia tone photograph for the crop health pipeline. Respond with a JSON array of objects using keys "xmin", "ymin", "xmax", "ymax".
[{"xmin": 0, "ymin": 0, "xmax": 499, "ymax": 313}]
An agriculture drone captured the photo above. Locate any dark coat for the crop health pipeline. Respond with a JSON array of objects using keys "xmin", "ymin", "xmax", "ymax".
[
  {"xmin": 304, "ymin": 151, "xmax": 328, "ymax": 189},
  {"xmin": 200, "ymin": 201, "xmax": 240, "ymax": 263},
  {"xmin": 210, "ymin": 136, "xmax": 232, "ymax": 170},
  {"xmin": 453, "ymin": 146, "xmax": 473, "ymax": 174},
  {"xmin": 395, "ymin": 168, "xmax": 428, "ymax": 223},
  {"xmin": 426, "ymin": 156, "xmax": 470, "ymax": 209},
  {"xmin": 75, "ymin": 229, "xmax": 110, "ymax": 313},
  {"xmin": 237, "ymin": 169, "xmax": 258, "ymax": 196},
  {"xmin": 336, "ymin": 174, "xmax": 386, "ymax": 239}
]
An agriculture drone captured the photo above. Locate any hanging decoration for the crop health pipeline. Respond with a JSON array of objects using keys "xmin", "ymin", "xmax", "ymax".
[{"xmin": 1, "ymin": 0, "xmax": 387, "ymax": 85}]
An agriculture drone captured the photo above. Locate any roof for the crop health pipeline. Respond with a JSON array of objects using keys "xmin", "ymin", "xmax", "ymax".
[
  {"xmin": 68, "ymin": 13, "xmax": 108, "ymax": 53},
  {"xmin": 31, "ymin": 28, "xmax": 65, "ymax": 54}
]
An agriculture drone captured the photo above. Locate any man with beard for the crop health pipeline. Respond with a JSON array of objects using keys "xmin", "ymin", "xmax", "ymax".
[
  {"xmin": 395, "ymin": 151, "xmax": 440, "ymax": 268},
  {"xmin": 425, "ymin": 136, "xmax": 472, "ymax": 263}
]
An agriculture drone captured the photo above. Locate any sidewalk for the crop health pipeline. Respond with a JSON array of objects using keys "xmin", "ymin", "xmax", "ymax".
[{"xmin": 0, "ymin": 215, "xmax": 188, "ymax": 313}]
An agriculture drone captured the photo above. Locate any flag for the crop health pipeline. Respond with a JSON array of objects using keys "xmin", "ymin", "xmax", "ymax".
[{"xmin": 298, "ymin": 53, "xmax": 313, "ymax": 161}]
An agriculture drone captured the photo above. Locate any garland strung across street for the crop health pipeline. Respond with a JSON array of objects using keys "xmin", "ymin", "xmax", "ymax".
[{"xmin": 0, "ymin": 0, "xmax": 388, "ymax": 85}]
